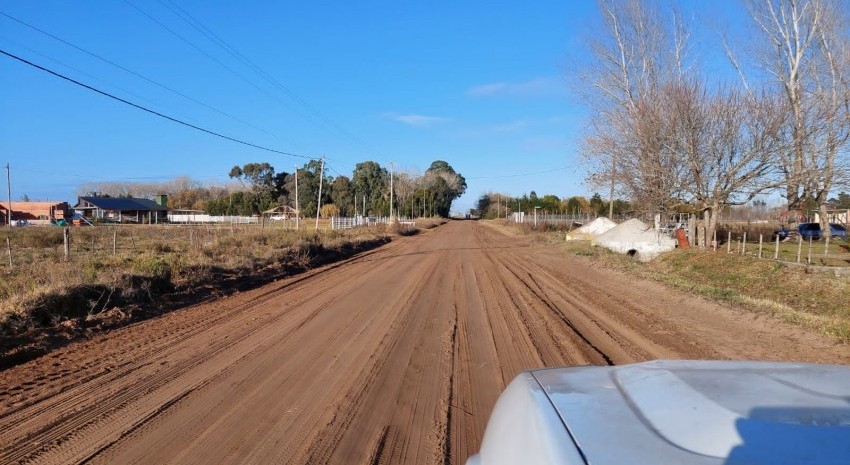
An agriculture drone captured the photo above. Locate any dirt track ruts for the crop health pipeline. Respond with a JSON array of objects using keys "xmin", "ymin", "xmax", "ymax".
[{"xmin": 1, "ymin": 220, "xmax": 848, "ymax": 464}]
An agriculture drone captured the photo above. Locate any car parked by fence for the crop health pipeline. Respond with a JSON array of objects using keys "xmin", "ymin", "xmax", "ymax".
[{"xmin": 797, "ymin": 222, "xmax": 848, "ymax": 240}]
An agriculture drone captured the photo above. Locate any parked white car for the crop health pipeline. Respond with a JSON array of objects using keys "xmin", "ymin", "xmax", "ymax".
[{"xmin": 468, "ymin": 360, "xmax": 850, "ymax": 465}]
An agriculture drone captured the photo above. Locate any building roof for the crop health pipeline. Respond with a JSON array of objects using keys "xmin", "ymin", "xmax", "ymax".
[
  {"xmin": 262, "ymin": 205, "xmax": 299, "ymax": 214},
  {"xmin": 0, "ymin": 201, "xmax": 68, "ymax": 210},
  {"xmin": 75, "ymin": 196, "xmax": 169, "ymax": 211}
]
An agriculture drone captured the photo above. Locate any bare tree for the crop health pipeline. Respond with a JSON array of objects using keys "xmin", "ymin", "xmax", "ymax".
[
  {"xmin": 808, "ymin": 6, "xmax": 850, "ymax": 236},
  {"xmin": 662, "ymin": 80, "xmax": 786, "ymax": 244},
  {"xmin": 579, "ymin": 0, "xmax": 691, "ymax": 217},
  {"xmin": 393, "ymin": 172, "xmax": 417, "ymax": 218},
  {"xmin": 741, "ymin": 0, "xmax": 850, "ymax": 237}
]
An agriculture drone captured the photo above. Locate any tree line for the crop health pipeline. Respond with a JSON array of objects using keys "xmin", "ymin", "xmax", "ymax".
[
  {"xmin": 78, "ymin": 159, "xmax": 466, "ymax": 218},
  {"xmin": 473, "ymin": 191, "xmax": 630, "ymax": 219},
  {"xmin": 579, "ymin": 0, "xmax": 850, "ymax": 241}
]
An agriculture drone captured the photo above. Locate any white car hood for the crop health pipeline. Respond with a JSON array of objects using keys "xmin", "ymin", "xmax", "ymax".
[{"xmin": 532, "ymin": 360, "xmax": 850, "ymax": 465}]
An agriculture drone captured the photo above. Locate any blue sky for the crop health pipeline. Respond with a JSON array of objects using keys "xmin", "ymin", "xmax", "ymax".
[{"xmin": 0, "ymin": 1, "xmax": 746, "ymax": 212}]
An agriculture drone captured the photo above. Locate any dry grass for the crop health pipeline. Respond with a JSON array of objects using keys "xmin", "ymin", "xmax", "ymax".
[
  {"xmin": 486, "ymin": 219, "xmax": 850, "ymax": 342},
  {"xmin": 0, "ymin": 222, "xmax": 413, "ymax": 335}
]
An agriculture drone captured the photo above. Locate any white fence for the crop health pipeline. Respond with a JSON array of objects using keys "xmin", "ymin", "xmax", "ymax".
[
  {"xmin": 330, "ymin": 216, "xmax": 414, "ymax": 230},
  {"xmin": 169, "ymin": 214, "xmax": 259, "ymax": 224},
  {"xmin": 510, "ymin": 213, "xmax": 586, "ymax": 224},
  {"xmin": 510, "ymin": 213, "xmax": 634, "ymax": 225}
]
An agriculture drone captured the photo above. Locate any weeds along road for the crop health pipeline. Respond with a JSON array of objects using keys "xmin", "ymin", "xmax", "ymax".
[{"xmin": 1, "ymin": 220, "xmax": 848, "ymax": 465}]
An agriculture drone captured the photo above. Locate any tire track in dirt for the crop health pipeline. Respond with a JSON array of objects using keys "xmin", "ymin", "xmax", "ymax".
[
  {"xmin": 0, "ymin": 234, "xmax": 427, "ymax": 464},
  {"xmin": 1, "ymin": 221, "xmax": 848, "ymax": 465}
]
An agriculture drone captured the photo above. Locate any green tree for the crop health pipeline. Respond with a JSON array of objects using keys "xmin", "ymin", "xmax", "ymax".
[
  {"xmin": 475, "ymin": 194, "xmax": 493, "ymax": 219},
  {"xmin": 284, "ymin": 160, "xmax": 330, "ymax": 218},
  {"xmin": 589, "ymin": 193, "xmax": 605, "ymax": 215},
  {"xmin": 833, "ymin": 192, "xmax": 850, "ymax": 209},
  {"xmin": 228, "ymin": 162, "xmax": 278, "ymax": 214},
  {"xmin": 352, "ymin": 161, "xmax": 389, "ymax": 215},
  {"xmin": 330, "ymin": 176, "xmax": 354, "ymax": 216},
  {"xmin": 539, "ymin": 194, "xmax": 561, "ymax": 213},
  {"xmin": 425, "ymin": 160, "xmax": 467, "ymax": 217}
]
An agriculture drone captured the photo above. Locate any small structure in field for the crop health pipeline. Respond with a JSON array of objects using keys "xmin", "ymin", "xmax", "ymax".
[
  {"xmin": 0, "ymin": 201, "xmax": 70, "ymax": 224},
  {"xmin": 262, "ymin": 205, "xmax": 300, "ymax": 221},
  {"xmin": 566, "ymin": 217, "xmax": 617, "ymax": 241},
  {"xmin": 593, "ymin": 218, "xmax": 676, "ymax": 261}
]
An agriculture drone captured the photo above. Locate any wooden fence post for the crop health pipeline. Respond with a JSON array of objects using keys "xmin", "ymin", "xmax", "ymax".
[
  {"xmin": 688, "ymin": 214, "xmax": 697, "ymax": 247},
  {"xmin": 742, "ymin": 232, "xmax": 747, "ymax": 255},
  {"xmin": 796, "ymin": 236, "xmax": 802, "ymax": 264},
  {"xmin": 727, "ymin": 231, "xmax": 732, "ymax": 253},
  {"xmin": 758, "ymin": 234, "xmax": 763, "ymax": 259},
  {"xmin": 63, "ymin": 227, "xmax": 71, "ymax": 262},
  {"xmin": 6, "ymin": 237, "xmax": 11, "ymax": 268},
  {"xmin": 774, "ymin": 234, "xmax": 780, "ymax": 260},
  {"xmin": 807, "ymin": 236, "xmax": 813, "ymax": 264}
]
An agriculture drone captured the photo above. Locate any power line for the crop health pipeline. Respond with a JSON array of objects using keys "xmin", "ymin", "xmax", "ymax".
[
  {"xmin": 0, "ymin": 49, "xmax": 313, "ymax": 160},
  {"xmin": 0, "ymin": 10, "xmax": 274, "ymax": 138},
  {"xmin": 0, "ymin": 36, "xmax": 168, "ymax": 112},
  {"xmin": 122, "ymin": 0, "xmax": 295, "ymax": 112},
  {"xmin": 154, "ymin": 0, "xmax": 386, "ymax": 162}
]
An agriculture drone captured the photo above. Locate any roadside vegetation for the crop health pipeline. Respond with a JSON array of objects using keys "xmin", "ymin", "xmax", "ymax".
[
  {"xmin": 486, "ymin": 219, "xmax": 850, "ymax": 342},
  {"xmin": 80, "ymin": 159, "xmax": 467, "ymax": 219},
  {"xmin": 571, "ymin": 0, "xmax": 850, "ymax": 248},
  {"xmin": 0, "ymin": 219, "xmax": 444, "ymax": 365}
]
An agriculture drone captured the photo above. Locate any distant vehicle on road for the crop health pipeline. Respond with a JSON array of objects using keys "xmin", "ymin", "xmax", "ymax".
[
  {"xmin": 797, "ymin": 222, "xmax": 848, "ymax": 240},
  {"xmin": 11, "ymin": 219, "xmax": 29, "ymax": 227},
  {"xmin": 468, "ymin": 360, "xmax": 850, "ymax": 465}
]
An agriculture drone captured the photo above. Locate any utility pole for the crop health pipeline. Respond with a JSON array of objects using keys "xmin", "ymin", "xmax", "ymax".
[
  {"xmin": 315, "ymin": 157, "xmax": 325, "ymax": 230},
  {"xmin": 294, "ymin": 164, "xmax": 300, "ymax": 230},
  {"xmin": 5, "ymin": 163, "xmax": 11, "ymax": 229},
  {"xmin": 608, "ymin": 154, "xmax": 615, "ymax": 219},
  {"xmin": 389, "ymin": 163, "xmax": 394, "ymax": 220}
]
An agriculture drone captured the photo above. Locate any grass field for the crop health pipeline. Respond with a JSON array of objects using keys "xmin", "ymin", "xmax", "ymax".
[
  {"xmin": 487, "ymin": 219, "xmax": 850, "ymax": 342},
  {"xmin": 0, "ymin": 218, "xmax": 444, "ymax": 338}
]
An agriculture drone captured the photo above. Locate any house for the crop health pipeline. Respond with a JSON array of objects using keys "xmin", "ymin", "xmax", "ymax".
[
  {"xmin": 0, "ymin": 201, "xmax": 70, "ymax": 225},
  {"xmin": 73, "ymin": 195, "xmax": 169, "ymax": 223},
  {"xmin": 812, "ymin": 209, "xmax": 850, "ymax": 225}
]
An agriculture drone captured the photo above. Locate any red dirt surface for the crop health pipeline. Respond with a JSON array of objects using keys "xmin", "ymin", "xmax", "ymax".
[{"xmin": 1, "ymin": 220, "xmax": 848, "ymax": 464}]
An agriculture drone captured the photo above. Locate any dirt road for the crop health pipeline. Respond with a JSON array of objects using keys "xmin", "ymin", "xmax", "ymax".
[{"xmin": 1, "ymin": 220, "xmax": 848, "ymax": 465}]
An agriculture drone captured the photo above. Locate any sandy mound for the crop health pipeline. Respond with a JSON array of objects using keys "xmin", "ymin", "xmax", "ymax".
[
  {"xmin": 593, "ymin": 218, "xmax": 676, "ymax": 261},
  {"xmin": 566, "ymin": 217, "xmax": 617, "ymax": 241}
]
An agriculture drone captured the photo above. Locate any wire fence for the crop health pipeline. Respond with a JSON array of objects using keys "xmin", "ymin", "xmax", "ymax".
[
  {"xmin": 505, "ymin": 210, "xmax": 850, "ymax": 269},
  {"xmin": 330, "ymin": 216, "xmax": 415, "ymax": 230},
  {"xmin": 168, "ymin": 214, "xmax": 259, "ymax": 224}
]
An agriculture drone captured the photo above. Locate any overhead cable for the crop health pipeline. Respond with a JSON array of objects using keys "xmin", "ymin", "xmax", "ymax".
[
  {"xmin": 0, "ymin": 49, "xmax": 312, "ymax": 160},
  {"xmin": 154, "ymin": 0, "xmax": 386, "ymax": 162},
  {"xmin": 0, "ymin": 10, "xmax": 273, "ymax": 137}
]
